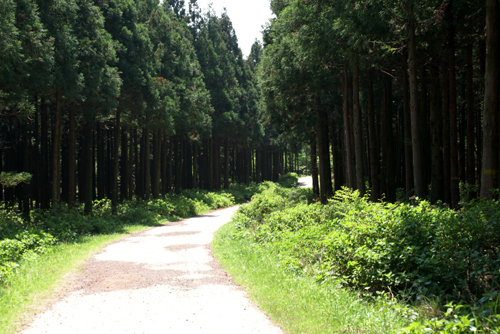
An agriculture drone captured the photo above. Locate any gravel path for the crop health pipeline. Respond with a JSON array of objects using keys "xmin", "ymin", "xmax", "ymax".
[{"xmin": 21, "ymin": 206, "xmax": 285, "ymax": 334}]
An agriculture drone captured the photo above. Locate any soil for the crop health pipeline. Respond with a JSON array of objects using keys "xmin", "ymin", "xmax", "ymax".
[{"xmin": 20, "ymin": 205, "xmax": 286, "ymax": 334}]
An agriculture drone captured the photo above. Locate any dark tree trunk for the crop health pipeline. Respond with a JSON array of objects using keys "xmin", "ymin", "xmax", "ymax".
[
  {"xmin": 22, "ymin": 121, "xmax": 30, "ymax": 216},
  {"xmin": 381, "ymin": 74, "xmax": 396, "ymax": 202},
  {"xmin": 112, "ymin": 110, "xmax": 120, "ymax": 213},
  {"xmin": 408, "ymin": 18, "xmax": 425, "ymax": 198},
  {"xmin": 68, "ymin": 107, "xmax": 76, "ymax": 207},
  {"xmin": 84, "ymin": 120, "xmax": 94, "ymax": 215},
  {"xmin": 127, "ymin": 128, "xmax": 135, "ymax": 200},
  {"xmin": 447, "ymin": 0, "xmax": 459, "ymax": 208},
  {"xmin": 342, "ymin": 62, "xmax": 355, "ymax": 189},
  {"xmin": 466, "ymin": 44, "xmax": 476, "ymax": 199},
  {"xmin": 352, "ymin": 57, "xmax": 365, "ymax": 196},
  {"xmin": 152, "ymin": 129, "xmax": 161, "ymax": 199},
  {"xmin": 366, "ymin": 71, "xmax": 380, "ymax": 201},
  {"xmin": 316, "ymin": 99, "xmax": 333, "ymax": 204},
  {"xmin": 121, "ymin": 127, "xmax": 129, "ymax": 201},
  {"xmin": 51, "ymin": 90, "xmax": 62, "ymax": 209},
  {"xmin": 175, "ymin": 135, "xmax": 183, "ymax": 194},
  {"xmin": 193, "ymin": 141, "xmax": 198, "ymax": 188},
  {"xmin": 480, "ymin": 0, "xmax": 500, "ymax": 199},
  {"xmin": 143, "ymin": 127, "xmax": 151, "ymax": 200},
  {"xmin": 401, "ymin": 51, "xmax": 414, "ymax": 198},
  {"xmin": 430, "ymin": 62, "xmax": 444, "ymax": 203},
  {"xmin": 311, "ymin": 140, "xmax": 319, "ymax": 197},
  {"xmin": 441, "ymin": 58, "xmax": 451, "ymax": 204},
  {"xmin": 167, "ymin": 137, "xmax": 173, "ymax": 193},
  {"xmin": 224, "ymin": 138, "xmax": 229, "ymax": 189},
  {"xmin": 96, "ymin": 124, "xmax": 105, "ymax": 200}
]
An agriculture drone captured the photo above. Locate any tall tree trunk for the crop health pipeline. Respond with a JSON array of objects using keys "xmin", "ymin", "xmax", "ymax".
[
  {"xmin": 193, "ymin": 141, "xmax": 198, "ymax": 188},
  {"xmin": 447, "ymin": 0, "xmax": 460, "ymax": 208},
  {"xmin": 175, "ymin": 135, "xmax": 183, "ymax": 194},
  {"xmin": 480, "ymin": 0, "xmax": 500, "ymax": 199},
  {"xmin": 366, "ymin": 71, "xmax": 380, "ymax": 201},
  {"xmin": 127, "ymin": 129, "xmax": 135, "ymax": 200},
  {"xmin": 311, "ymin": 140, "xmax": 319, "ymax": 197},
  {"xmin": 22, "ymin": 121, "xmax": 30, "ymax": 216},
  {"xmin": 167, "ymin": 137, "xmax": 173, "ymax": 193},
  {"xmin": 342, "ymin": 62, "xmax": 355, "ymax": 189},
  {"xmin": 51, "ymin": 90, "xmax": 62, "ymax": 209},
  {"xmin": 381, "ymin": 74, "xmax": 396, "ymax": 202},
  {"xmin": 121, "ymin": 127, "xmax": 129, "ymax": 201},
  {"xmin": 441, "ymin": 58, "xmax": 451, "ymax": 204},
  {"xmin": 68, "ymin": 107, "xmax": 76, "ymax": 207},
  {"xmin": 152, "ymin": 129, "xmax": 161, "ymax": 199},
  {"xmin": 352, "ymin": 57, "xmax": 365, "ymax": 196},
  {"xmin": 316, "ymin": 98, "xmax": 333, "ymax": 204},
  {"xmin": 466, "ymin": 44, "xmax": 476, "ymax": 199},
  {"xmin": 143, "ymin": 127, "xmax": 151, "ymax": 200},
  {"xmin": 84, "ymin": 120, "xmax": 94, "ymax": 215},
  {"xmin": 430, "ymin": 62, "xmax": 444, "ymax": 203},
  {"xmin": 224, "ymin": 138, "xmax": 229, "ymax": 189},
  {"xmin": 112, "ymin": 110, "xmax": 120, "ymax": 213},
  {"xmin": 408, "ymin": 18, "xmax": 425, "ymax": 198},
  {"xmin": 401, "ymin": 52, "xmax": 414, "ymax": 198}
]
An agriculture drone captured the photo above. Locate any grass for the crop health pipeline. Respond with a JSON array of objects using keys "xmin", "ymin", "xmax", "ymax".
[
  {"xmin": 212, "ymin": 220, "xmax": 411, "ymax": 334},
  {"xmin": 0, "ymin": 224, "xmax": 155, "ymax": 334}
]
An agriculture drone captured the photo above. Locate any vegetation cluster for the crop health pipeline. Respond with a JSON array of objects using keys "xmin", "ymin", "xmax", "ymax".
[
  {"xmin": 0, "ymin": 182, "xmax": 263, "ymax": 285},
  {"xmin": 231, "ymin": 183, "xmax": 500, "ymax": 333}
]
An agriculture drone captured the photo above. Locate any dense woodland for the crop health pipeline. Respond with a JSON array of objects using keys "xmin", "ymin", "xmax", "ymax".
[
  {"xmin": 260, "ymin": 0, "xmax": 499, "ymax": 207},
  {"xmin": 0, "ymin": 0, "xmax": 302, "ymax": 216},
  {"xmin": 0, "ymin": 0, "xmax": 499, "ymax": 215}
]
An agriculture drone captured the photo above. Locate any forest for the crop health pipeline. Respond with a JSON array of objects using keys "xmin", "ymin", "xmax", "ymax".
[
  {"xmin": 260, "ymin": 0, "xmax": 499, "ymax": 207},
  {"xmin": 0, "ymin": 0, "xmax": 298, "ymax": 216}
]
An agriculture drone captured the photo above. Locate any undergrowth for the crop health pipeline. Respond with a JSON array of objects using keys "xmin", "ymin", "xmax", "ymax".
[
  {"xmin": 231, "ymin": 184, "xmax": 500, "ymax": 333},
  {"xmin": 0, "ymin": 184, "xmax": 267, "ymax": 285}
]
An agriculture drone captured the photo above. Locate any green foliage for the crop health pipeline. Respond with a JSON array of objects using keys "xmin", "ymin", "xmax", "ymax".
[
  {"xmin": 232, "ymin": 185, "xmax": 500, "ymax": 333},
  {"xmin": 277, "ymin": 172, "xmax": 299, "ymax": 188},
  {"xmin": 0, "ymin": 172, "xmax": 32, "ymax": 187},
  {"xmin": 0, "ymin": 183, "xmax": 262, "ymax": 286}
]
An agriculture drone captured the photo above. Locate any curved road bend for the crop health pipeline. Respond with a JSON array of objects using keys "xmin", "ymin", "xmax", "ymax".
[{"xmin": 21, "ymin": 206, "xmax": 285, "ymax": 334}]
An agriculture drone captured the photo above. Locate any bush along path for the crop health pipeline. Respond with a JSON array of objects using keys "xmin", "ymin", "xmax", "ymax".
[
  {"xmin": 0, "ymin": 182, "xmax": 283, "ymax": 334},
  {"xmin": 19, "ymin": 204, "xmax": 285, "ymax": 334},
  {"xmin": 220, "ymin": 181, "xmax": 500, "ymax": 333}
]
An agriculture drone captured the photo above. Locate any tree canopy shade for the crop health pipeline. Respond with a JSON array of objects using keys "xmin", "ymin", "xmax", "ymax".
[
  {"xmin": 260, "ymin": 0, "xmax": 492, "ymax": 205},
  {"xmin": 0, "ymin": 0, "xmax": 290, "ymax": 215}
]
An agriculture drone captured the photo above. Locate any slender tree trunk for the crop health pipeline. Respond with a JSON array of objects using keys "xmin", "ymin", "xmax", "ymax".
[
  {"xmin": 112, "ymin": 110, "xmax": 120, "ymax": 213},
  {"xmin": 480, "ymin": 0, "xmax": 500, "ymax": 199},
  {"xmin": 316, "ymin": 98, "xmax": 333, "ymax": 204},
  {"xmin": 22, "ymin": 121, "xmax": 30, "ymax": 216},
  {"xmin": 430, "ymin": 62, "xmax": 444, "ymax": 203},
  {"xmin": 381, "ymin": 74, "xmax": 396, "ymax": 202},
  {"xmin": 366, "ymin": 71, "xmax": 380, "ymax": 201},
  {"xmin": 175, "ymin": 135, "xmax": 183, "ymax": 194},
  {"xmin": 84, "ymin": 119, "xmax": 94, "ymax": 215},
  {"xmin": 466, "ymin": 44, "xmax": 476, "ymax": 199},
  {"xmin": 127, "ymin": 129, "xmax": 134, "ymax": 200},
  {"xmin": 152, "ymin": 129, "xmax": 161, "ymax": 199},
  {"xmin": 67, "ymin": 107, "xmax": 76, "ymax": 207},
  {"xmin": 121, "ymin": 127, "xmax": 129, "ymax": 201},
  {"xmin": 51, "ymin": 90, "xmax": 62, "ymax": 209},
  {"xmin": 167, "ymin": 137, "xmax": 173, "ymax": 193},
  {"xmin": 408, "ymin": 18, "xmax": 425, "ymax": 198},
  {"xmin": 311, "ymin": 140, "xmax": 319, "ymax": 197},
  {"xmin": 342, "ymin": 62, "xmax": 354, "ymax": 189},
  {"xmin": 441, "ymin": 58, "xmax": 451, "ymax": 204},
  {"xmin": 193, "ymin": 141, "xmax": 198, "ymax": 189},
  {"xmin": 447, "ymin": 0, "xmax": 460, "ymax": 208},
  {"xmin": 224, "ymin": 138, "xmax": 229, "ymax": 189},
  {"xmin": 352, "ymin": 57, "xmax": 365, "ymax": 196},
  {"xmin": 401, "ymin": 52, "xmax": 414, "ymax": 198},
  {"xmin": 143, "ymin": 127, "xmax": 151, "ymax": 200}
]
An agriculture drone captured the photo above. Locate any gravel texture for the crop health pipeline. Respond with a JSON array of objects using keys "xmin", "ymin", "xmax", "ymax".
[{"xmin": 21, "ymin": 206, "xmax": 286, "ymax": 334}]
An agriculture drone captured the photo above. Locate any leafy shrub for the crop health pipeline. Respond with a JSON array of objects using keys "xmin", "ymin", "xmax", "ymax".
[
  {"xmin": 277, "ymin": 172, "xmax": 299, "ymax": 188},
  {"xmin": 232, "ymin": 186, "xmax": 500, "ymax": 333}
]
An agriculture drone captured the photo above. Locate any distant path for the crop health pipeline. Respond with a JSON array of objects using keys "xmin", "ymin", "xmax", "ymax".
[
  {"xmin": 21, "ymin": 206, "xmax": 285, "ymax": 334},
  {"xmin": 297, "ymin": 176, "xmax": 312, "ymax": 188}
]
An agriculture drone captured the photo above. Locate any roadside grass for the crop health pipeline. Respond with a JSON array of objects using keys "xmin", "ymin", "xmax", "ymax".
[
  {"xmin": 0, "ymin": 224, "xmax": 155, "ymax": 334},
  {"xmin": 213, "ymin": 221, "xmax": 410, "ymax": 334}
]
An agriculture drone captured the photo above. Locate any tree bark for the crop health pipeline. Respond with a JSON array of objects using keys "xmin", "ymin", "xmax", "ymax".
[
  {"xmin": 466, "ymin": 44, "xmax": 476, "ymax": 199},
  {"xmin": 447, "ymin": 0, "xmax": 460, "ymax": 208},
  {"xmin": 316, "ymin": 99, "xmax": 333, "ymax": 204},
  {"xmin": 352, "ymin": 57, "xmax": 365, "ymax": 196},
  {"xmin": 51, "ymin": 90, "xmax": 62, "ymax": 209},
  {"xmin": 311, "ymin": 140, "xmax": 319, "ymax": 197},
  {"xmin": 342, "ymin": 62, "xmax": 355, "ymax": 189},
  {"xmin": 152, "ymin": 129, "xmax": 161, "ymax": 199},
  {"xmin": 112, "ymin": 110, "xmax": 120, "ymax": 213},
  {"xmin": 401, "ymin": 52, "xmax": 414, "ymax": 197},
  {"xmin": 430, "ymin": 62, "xmax": 444, "ymax": 203},
  {"xmin": 84, "ymin": 120, "xmax": 94, "ymax": 215},
  {"xmin": 480, "ymin": 0, "xmax": 500, "ymax": 199},
  {"xmin": 366, "ymin": 71, "xmax": 380, "ymax": 201},
  {"xmin": 143, "ymin": 127, "xmax": 151, "ymax": 200},
  {"xmin": 381, "ymin": 74, "xmax": 396, "ymax": 202},
  {"xmin": 408, "ymin": 18, "xmax": 425, "ymax": 198}
]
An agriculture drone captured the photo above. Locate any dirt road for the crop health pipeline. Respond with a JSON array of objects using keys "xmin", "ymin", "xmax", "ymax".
[{"xmin": 21, "ymin": 206, "xmax": 285, "ymax": 334}]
